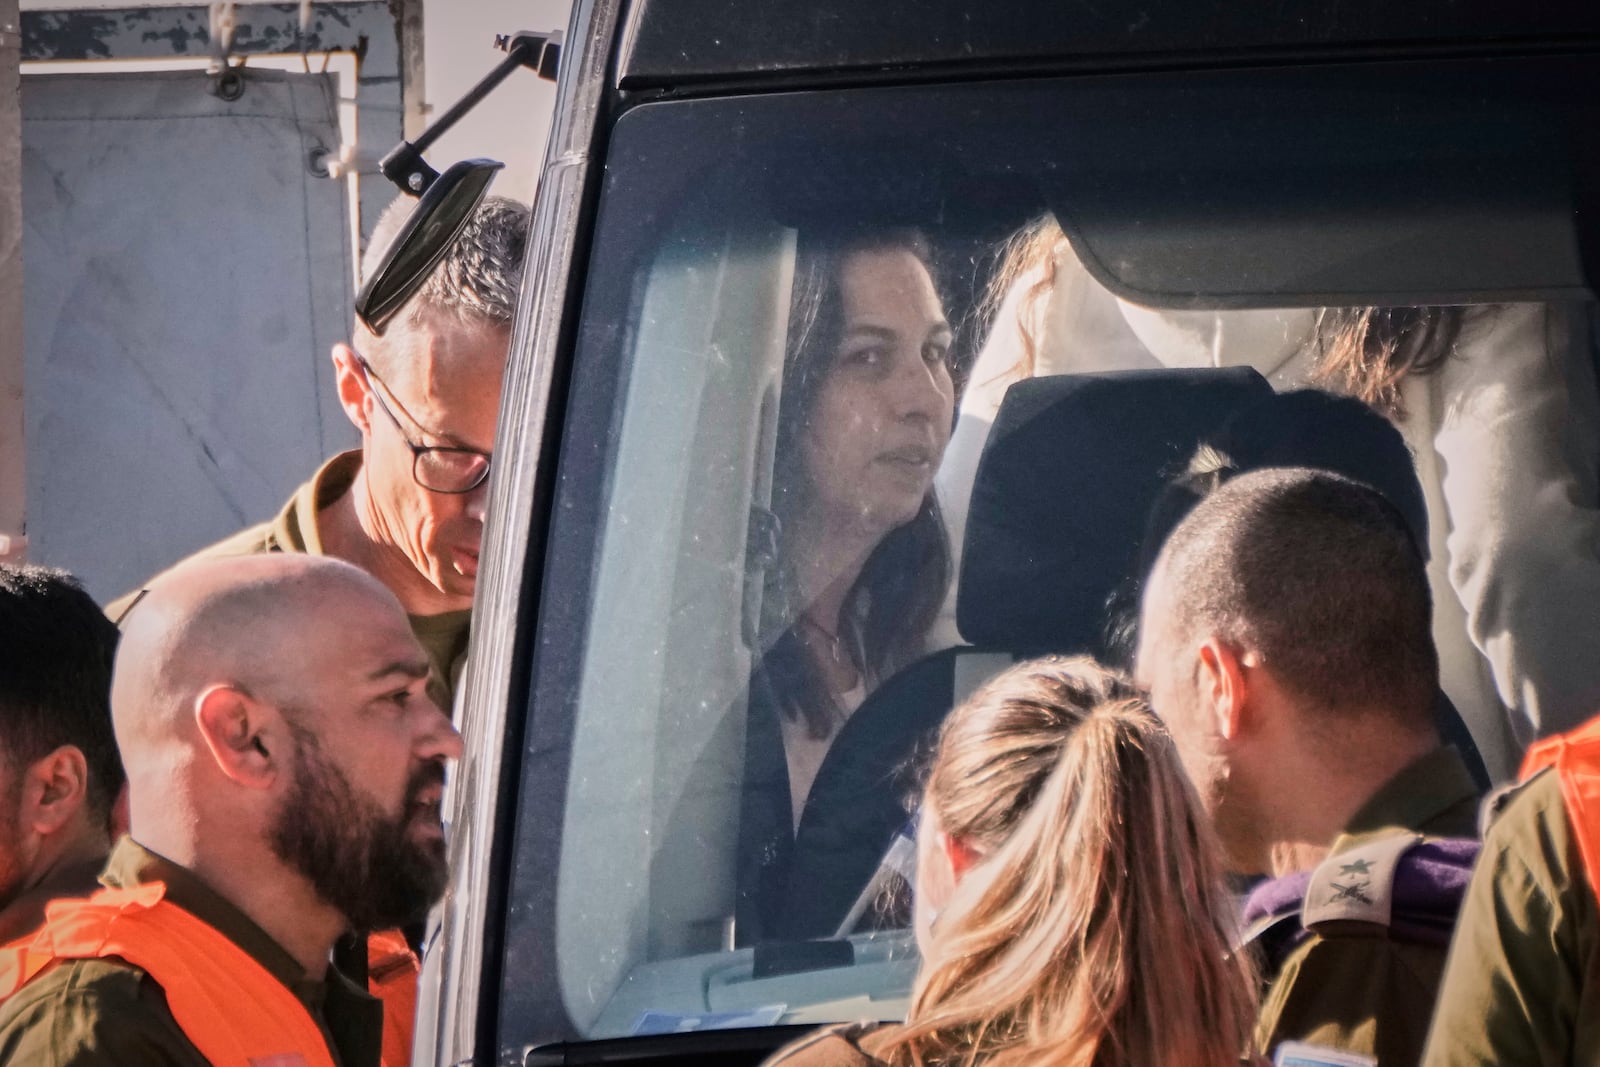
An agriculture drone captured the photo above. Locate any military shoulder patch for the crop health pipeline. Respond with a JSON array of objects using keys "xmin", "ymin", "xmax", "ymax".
[{"xmin": 1301, "ymin": 832, "xmax": 1422, "ymax": 930}]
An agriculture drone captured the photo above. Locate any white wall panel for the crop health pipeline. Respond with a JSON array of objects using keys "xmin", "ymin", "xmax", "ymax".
[{"xmin": 22, "ymin": 67, "xmax": 355, "ymax": 600}]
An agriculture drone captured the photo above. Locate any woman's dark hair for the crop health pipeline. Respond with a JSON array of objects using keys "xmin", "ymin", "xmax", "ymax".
[{"xmin": 761, "ymin": 228, "xmax": 952, "ymax": 739}]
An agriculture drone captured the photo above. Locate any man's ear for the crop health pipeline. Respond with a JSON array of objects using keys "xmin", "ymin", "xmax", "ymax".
[
  {"xmin": 21, "ymin": 746, "xmax": 90, "ymax": 836},
  {"xmin": 194, "ymin": 685, "xmax": 283, "ymax": 790},
  {"xmin": 1197, "ymin": 637, "xmax": 1253, "ymax": 742},
  {"xmin": 332, "ymin": 342, "xmax": 372, "ymax": 436}
]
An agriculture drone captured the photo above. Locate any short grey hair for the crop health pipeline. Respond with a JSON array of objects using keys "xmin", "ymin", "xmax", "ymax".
[{"xmin": 360, "ymin": 193, "xmax": 531, "ymax": 334}]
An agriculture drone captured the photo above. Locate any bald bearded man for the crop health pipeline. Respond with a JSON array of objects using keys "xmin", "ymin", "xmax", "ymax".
[{"xmin": 0, "ymin": 554, "xmax": 463, "ymax": 1067}]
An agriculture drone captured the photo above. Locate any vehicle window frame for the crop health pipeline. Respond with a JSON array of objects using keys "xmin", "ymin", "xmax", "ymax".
[{"xmin": 494, "ymin": 55, "xmax": 1600, "ymax": 1052}]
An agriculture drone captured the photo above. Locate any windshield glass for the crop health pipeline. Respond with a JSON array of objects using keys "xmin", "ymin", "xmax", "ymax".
[{"xmin": 497, "ymin": 61, "xmax": 1600, "ymax": 1048}]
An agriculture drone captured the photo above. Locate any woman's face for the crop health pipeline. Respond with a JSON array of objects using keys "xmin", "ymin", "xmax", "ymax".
[{"xmin": 801, "ymin": 247, "xmax": 955, "ymax": 538}]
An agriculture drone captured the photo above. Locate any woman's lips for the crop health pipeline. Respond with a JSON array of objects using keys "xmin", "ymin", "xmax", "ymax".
[
  {"xmin": 878, "ymin": 444, "xmax": 935, "ymax": 468},
  {"xmin": 453, "ymin": 548, "xmax": 480, "ymax": 578}
]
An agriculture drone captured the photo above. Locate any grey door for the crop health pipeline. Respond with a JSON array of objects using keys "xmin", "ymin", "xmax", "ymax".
[{"xmin": 22, "ymin": 67, "xmax": 357, "ymax": 601}]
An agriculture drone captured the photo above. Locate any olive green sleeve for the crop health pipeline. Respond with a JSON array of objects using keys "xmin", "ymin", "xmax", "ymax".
[
  {"xmin": 1422, "ymin": 773, "xmax": 1590, "ymax": 1066},
  {"xmin": 0, "ymin": 962, "xmax": 207, "ymax": 1067}
]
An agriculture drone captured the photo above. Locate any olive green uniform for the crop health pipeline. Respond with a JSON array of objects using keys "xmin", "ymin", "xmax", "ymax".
[
  {"xmin": 106, "ymin": 451, "xmax": 470, "ymax": 710},
  {"xmin": 1420, "ymin": 768, "xmax": 1600, "ymax": 1066},
  {"xmin": 0, "ymin": 838, "xmax": 383, "ymax": 1067},
  {"xmin": 0, "ymin": 856, "xmax": 105, "ymax": 946},
  {"xmin": 1254, "ymin": 746, "xmax": 1483, "ymax": 1065}
]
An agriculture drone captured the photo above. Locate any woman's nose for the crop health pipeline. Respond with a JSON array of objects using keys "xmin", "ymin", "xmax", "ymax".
[{"xmin": 886, "ymin": 349, "xmax": 949, "ymax": 422}]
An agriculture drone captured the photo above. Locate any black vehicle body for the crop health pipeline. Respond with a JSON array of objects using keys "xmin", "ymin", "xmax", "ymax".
[{"xmin": 415, "ymin": 3, "xmax": 1600, "ymax": 1064}]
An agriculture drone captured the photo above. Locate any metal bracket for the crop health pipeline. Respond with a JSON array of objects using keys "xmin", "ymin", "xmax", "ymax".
[{"xmin": 378, "ymin": 29, "xmax": 562, "ymax": 195}]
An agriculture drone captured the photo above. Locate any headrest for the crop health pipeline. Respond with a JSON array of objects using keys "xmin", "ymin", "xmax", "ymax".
[
  {"xmin": 1147, "ymin": 388, "xmax": 1431, "ymax": 562},
  {"xmin": 957, "ymin": 367, "xmax": 1273, "ymax": 651}
]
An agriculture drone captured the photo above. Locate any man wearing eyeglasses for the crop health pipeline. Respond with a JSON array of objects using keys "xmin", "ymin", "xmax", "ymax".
[{"xmin": 108, "ymin": 194, "xmax": 529, "ymax": 716}]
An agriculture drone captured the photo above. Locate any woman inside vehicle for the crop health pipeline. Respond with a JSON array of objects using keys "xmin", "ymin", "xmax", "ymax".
[
  {"xmin": 762, "ymin": 656, "xmax": 1258, "ymax": 1067},
  {"xmin": 739, "ymin": 226, "xmax": 956, "ymax": 942}
]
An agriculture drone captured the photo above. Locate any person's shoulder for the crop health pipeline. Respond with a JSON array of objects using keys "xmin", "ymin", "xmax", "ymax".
[
  {"xmin": 762, "ymin": 1023, "xmax": 897, "ymax": 1067},
  {"xmin": 105, "ymin": 520, "xmax": 282, "ymax": 623},
  {"xmin": 0, "ymin": 957, "xmax": 200, "ymax": 1065},
  {"xmin": 1477, "ymin": 767, "xmax": 1589, "ymax": 903},
  {"xmin": 1483, "ymin": 768, "xmax": 1570, "ymax": 854}
]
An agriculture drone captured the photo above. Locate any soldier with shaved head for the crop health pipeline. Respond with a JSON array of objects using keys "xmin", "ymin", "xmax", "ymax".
[
  {"xmin": 0, "ymin": 554, "xmax": 463, "ymax": 1067},
  {"xmin": 1136, "ymin": 466, "xmax": 1482, "ymax": 1067}
]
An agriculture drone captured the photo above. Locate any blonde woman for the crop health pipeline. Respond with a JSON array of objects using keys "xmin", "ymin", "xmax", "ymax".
[{"xmin": 762, "ymin": 656, "xmax": 1257, "ymax": 1067}]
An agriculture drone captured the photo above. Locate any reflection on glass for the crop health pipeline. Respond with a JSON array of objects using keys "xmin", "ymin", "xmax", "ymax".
[{"xmin": 537, "ymin": 160, "xmax": 1600, "ymax": 1045}]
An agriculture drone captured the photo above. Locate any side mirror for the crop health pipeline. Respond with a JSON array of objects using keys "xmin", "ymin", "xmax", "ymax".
[
  {"xmin": 354, "ymin": 159, "xmax": 505, "ymax": 334},
  {"xmin": 353, "ymin": 30, "xmax": 561, "ymax": 334}
]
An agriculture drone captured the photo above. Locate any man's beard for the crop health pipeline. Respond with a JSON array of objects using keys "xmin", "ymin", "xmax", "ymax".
[{"xmin": 269, "ymin": 721, "xmax": 449, "ymax": 932}]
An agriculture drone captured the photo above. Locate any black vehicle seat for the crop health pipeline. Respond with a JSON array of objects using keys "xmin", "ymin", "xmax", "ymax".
[{"xmin": 775, "ymin": 367, "xmax": 1274, "ymax": 939}]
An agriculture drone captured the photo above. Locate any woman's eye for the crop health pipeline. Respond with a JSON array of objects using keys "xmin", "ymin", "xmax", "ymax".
[
  {"xmin": 923, "ymin": 341, "xmax": 950, "ymax": 365},
  {"xmin": 843, "ymin": 346, "xmax": 886, "ymax": 368}
]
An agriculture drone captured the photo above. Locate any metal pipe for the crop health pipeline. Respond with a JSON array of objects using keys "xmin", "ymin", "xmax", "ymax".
[
  {"xmin": 0, "ymin": 0, "xmax": 24, "ymax": 564},
  {"xmin": 380, "ymin": 33, "xmax": 549, "ymax": 194}
]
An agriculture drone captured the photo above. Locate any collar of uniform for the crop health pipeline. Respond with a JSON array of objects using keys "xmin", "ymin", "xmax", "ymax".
[
  {"xmin": 1333, "ymin": 746, "xmax": 1482, "ymax": 851},
  {"xmin": 272, "ymin": 449, "xmax": 365, "ymax": 556},
  {"xmin": 101, "ymin": 838, "xmax": 383, "ymax": 1065},
  {"xmin": 0, "ymin": 852, "xmax": 107, "ymax": 945},
  {"xmin": 410, "ymin": 608, "xmax": 471, "ymax": 633},
  {"xmin": 101, "ymin": 837, "xmax": 319, "ymax": 991},
  {"xmin": 275, "ymin": 451, "xmax": 472, "ymax": 639}
]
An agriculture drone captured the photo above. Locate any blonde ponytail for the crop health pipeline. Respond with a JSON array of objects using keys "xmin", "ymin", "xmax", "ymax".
[{"xmin": 876, "ymin": 656, "xmax": 1255, "ymax": 1067}]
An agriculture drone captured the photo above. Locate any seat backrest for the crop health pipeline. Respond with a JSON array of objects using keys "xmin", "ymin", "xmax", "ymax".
[{"xmin": 956, "ymin": 367, "xmax": 1275, "ymax": 653}]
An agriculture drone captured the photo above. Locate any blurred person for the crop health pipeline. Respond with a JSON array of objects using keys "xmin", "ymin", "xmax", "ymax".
[
  {"xmin": 941, "ymin": 216, "xmax": 1600, "ymax": 777},
  {"xmin": 108, "ymin": 195, "xmax": 532, "ymax": 711},
  {"xmin": 0, "ymin": 565, "xmax": 120, "ymax": 944},
  {"xmin": 741, "ymin": 228, "xmax": 955, "ymax": 941},
  {"xmin": 1137, "ymin": 467, "xmax": 1482, "ymax": 1066},
  {"xmin": 1421, "ymin": 713, "xmax": 1600, "ymax": 1066},
  {"xmin": 0, "ymin": 554, "xmax": 463, "ymax": 1066},
  {"xmin": 761, "ymin": 656, "xmax": 1256, "ymax": 1067}
]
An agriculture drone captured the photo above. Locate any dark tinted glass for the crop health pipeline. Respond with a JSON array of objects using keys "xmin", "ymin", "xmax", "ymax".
[{"xmin": 496, "ymin": 56, "xmax": 1600, "ymax": 1052}]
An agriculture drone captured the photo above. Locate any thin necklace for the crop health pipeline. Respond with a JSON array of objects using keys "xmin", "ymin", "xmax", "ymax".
[{"xmin": 796, "ymin": 613, "xmax": 855, "ymax": 673}]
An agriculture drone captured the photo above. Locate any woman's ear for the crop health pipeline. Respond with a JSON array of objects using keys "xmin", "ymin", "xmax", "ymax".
[
  {"xmin": 941, "ymin": 830, "xmax": 984, "ymax": 882},
  {"xmin": 21, "ymin": 746, "xmax": 90, "ymax": 836},
  {"xmin": 194, "ymin": 685, "xmax": 283, "ymax": 790}
]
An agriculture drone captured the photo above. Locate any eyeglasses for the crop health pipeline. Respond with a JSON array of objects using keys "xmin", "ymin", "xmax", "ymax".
[{"xmin": 356, "ymin": 356, "xmax": 492, "ymax": 494}]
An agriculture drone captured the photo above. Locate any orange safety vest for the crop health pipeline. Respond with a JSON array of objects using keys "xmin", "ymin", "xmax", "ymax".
[
  {"xmin": 0, "ymin": 881, "xmax": 338, "ymax": 1067},
  {"xmin": 1521, "ymin": 715, "xmax": 1600, "ymax": 900},
  {"xmin": 367, "ymin": 928, "xmax": 419, "ymax": 1067}
]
